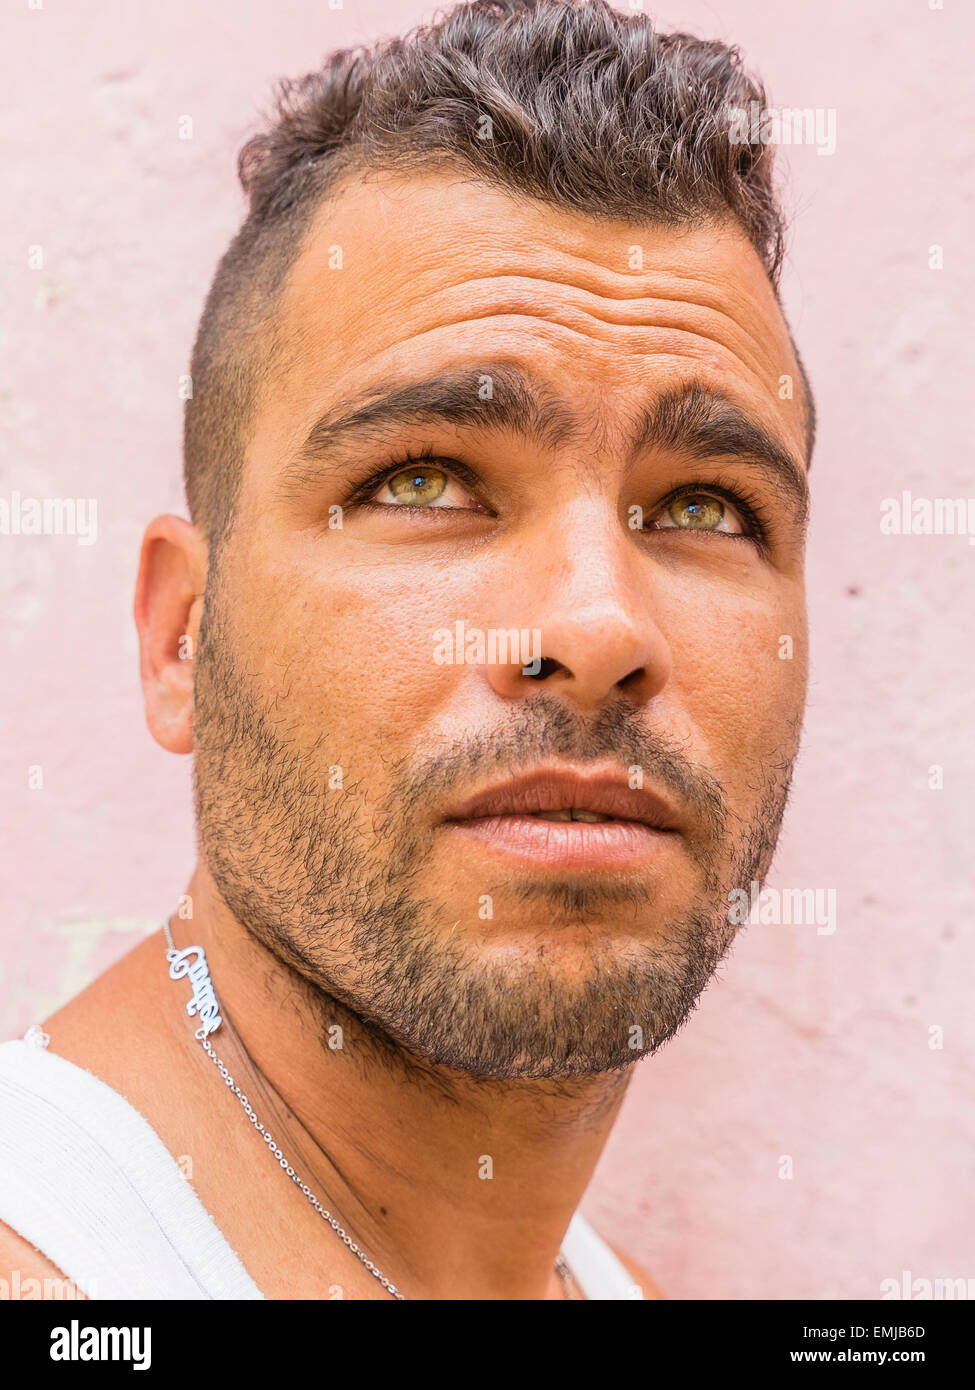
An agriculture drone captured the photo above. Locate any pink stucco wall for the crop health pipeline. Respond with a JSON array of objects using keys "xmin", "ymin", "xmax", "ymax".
[{"xmin": 1, "ymin": 1, "xmax": 972, "ymax": 1299}]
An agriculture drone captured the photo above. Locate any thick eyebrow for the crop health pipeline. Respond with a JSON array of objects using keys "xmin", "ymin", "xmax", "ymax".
[
  {"xmin": 291, "ymin": 364, "xmax": 576, "ymax": 466},
  {"xmin": 632, "ymin": 379, "xmax": 809, "ymax": 524},
  {"xmin": 276, "ymin": 364, "xmax": 574, "ymax": 504},
  {"xmin": 281, "ymin": 363, "xmax": 808, "ymax": 522}
]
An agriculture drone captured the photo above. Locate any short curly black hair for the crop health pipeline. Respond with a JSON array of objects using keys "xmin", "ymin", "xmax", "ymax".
[{"xmin": 184, "ymin": 0, "xmax": 812, "ymax": 553}]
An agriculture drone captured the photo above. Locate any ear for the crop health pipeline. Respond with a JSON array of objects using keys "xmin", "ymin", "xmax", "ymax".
[{"xmin": 133, "ymin": 514, "xmax": 208, "ymax": 755}]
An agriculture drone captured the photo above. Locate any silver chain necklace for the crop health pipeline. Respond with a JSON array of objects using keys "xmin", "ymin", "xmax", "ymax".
[{"xmin": 162, "ymin": 919, "xmax": 576, "ymax": 1301}]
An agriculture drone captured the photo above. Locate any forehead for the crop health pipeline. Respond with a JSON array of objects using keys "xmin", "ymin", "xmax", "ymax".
[{"xmin": 250, "ymin": 168, "xmax": 805, "ymax": 484}]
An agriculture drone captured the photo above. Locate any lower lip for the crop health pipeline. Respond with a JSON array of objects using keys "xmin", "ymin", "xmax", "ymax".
[{"xmin": 443, "ymin": 815, "xmax": 676, "ymax": 869}]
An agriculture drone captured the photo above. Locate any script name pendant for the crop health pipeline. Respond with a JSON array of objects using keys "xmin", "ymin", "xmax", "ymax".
[{"xmin": 167, "ymin": 945, "xmax": 223, "ymax": 1040}]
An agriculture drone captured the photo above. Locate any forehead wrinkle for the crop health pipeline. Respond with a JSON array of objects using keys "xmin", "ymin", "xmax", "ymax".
[
  {"xmin": 274, "ymin": 224, "xmax": 801, "ymax": 468},
  {"xmin": 355, "ymin": 297, "xmax": 785, "ymax": 433},
  {"xmin": 406, "ymin": 282, "xmax": 777, "ymax": 393},
  {"xmin": 276, "ymin": 177, "xmax": 806, "ymax": 448},
  {"xmin": 429, "ymin": 266, "xmax": 777, "ymax": 349},
  {"xmin": 421, "ymin": 265, "xmax": 810, "ymax": 461}
]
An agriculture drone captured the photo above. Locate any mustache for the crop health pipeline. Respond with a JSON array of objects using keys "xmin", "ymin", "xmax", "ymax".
[{"xmin": 382, "ymin": 696, "xmax": 729, "ymax": 847}]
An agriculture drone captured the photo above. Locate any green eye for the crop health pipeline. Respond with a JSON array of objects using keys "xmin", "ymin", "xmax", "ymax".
[
  {"xmin": 667, "ymin": 495, "xmax": 726, "ymax": 531},
  {"xmin": 386, "ymin": 466, "xmax": 448, "ymax": 505}
]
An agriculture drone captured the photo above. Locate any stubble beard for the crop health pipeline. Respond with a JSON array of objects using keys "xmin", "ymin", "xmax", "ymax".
[{"xmin": 192, "ymin": 582, "xmax": 796, "ymax": 1080}]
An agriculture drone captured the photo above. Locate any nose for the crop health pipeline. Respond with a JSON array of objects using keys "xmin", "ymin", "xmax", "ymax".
[{"xmin": 482, "ymin": 502, "xmax": 672, "ymax": 713}]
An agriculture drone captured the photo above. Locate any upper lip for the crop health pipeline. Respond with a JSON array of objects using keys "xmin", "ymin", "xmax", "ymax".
[{"xmin": 443, "ymin": 766, "xmax": 681, "ymax": 831}]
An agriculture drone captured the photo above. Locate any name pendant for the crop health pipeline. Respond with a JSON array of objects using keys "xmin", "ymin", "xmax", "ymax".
[{"xmin": 167, "ymin": 945, "xmax": 223, "ymax": 1041}]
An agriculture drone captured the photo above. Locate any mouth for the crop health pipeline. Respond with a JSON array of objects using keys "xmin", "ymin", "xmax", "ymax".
[{"xmin": 441, "ymin": 767, "xmax": 681, "ymax": 870}]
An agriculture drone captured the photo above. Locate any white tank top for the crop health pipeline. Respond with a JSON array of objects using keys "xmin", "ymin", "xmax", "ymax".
[{"xmin": 0, "ymin": 1033, "xmax": 643, "ymax": 1301}]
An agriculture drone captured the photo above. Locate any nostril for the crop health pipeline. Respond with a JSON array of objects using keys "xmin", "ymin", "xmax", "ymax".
[
  {"xmin": 523, "ymin": 657, "xmax": 565, "ymax": 680},
  {"xmin": 618, "ymin": 666, "xmax": 646, "ymax": 691}
]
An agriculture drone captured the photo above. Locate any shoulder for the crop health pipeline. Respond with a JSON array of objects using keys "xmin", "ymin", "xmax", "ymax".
[
  {"xmin": 0, "ymin": 1220, "xmax": 89, "ymax": 1300},
  {"xmin": 605, "ymin": 1238, "xmax": 666, "ymax": 1300}
]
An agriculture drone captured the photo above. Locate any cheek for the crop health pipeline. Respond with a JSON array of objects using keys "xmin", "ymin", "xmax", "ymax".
[
  {"xmin": 244, "ymin": 542, "xmax": 482, "ymax": 753},
  {"xmin": 662, "ymin": 576, "xmax": 807, "ymax": 789}
]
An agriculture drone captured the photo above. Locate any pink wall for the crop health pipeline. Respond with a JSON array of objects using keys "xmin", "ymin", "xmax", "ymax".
[{"xmin": 1, "ymin": 0, "xmax": 971, "ymax": 1299}]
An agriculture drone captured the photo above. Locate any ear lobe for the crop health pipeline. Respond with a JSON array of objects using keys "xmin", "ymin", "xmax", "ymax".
[{"xmin": 133, "ymin": 514, "xmax": 207, "ymax": 755}]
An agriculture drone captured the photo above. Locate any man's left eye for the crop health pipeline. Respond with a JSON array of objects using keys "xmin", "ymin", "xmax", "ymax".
[
  {"xmin": 374, "ymin": 465, "xmax": 476, "ymax": 509},
  {"xmin": 653, "ymin": 493, "xmax": 745, "ymax": 534}
]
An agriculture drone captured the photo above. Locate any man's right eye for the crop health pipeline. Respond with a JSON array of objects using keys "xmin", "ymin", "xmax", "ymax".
[{"xmin": 368, "ymin": 463, "xmax": 482, "ymax": 511}]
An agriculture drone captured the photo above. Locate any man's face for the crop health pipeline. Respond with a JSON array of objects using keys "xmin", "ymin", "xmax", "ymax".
[{"xmin": 192, "ymin": 169, "xmax": 809, "ymax": 1079}]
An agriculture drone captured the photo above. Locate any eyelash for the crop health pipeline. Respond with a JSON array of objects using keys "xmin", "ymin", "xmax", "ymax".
[
  {"xmin": 346, "ymin": 452, "xmax": 773, "ymax": 544},
  {"xmin": 345, "ymin": 448, "xmax": 481, "ymax": 511},
  {"xmin": 654, "ymin": 476, "xmax": 772, "ymax": 544}
]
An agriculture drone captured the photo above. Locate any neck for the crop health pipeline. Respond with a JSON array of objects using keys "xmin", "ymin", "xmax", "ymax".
[{"xmin": 170, "ymin": 866, "xmax": 635, "ymax": 1299}]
